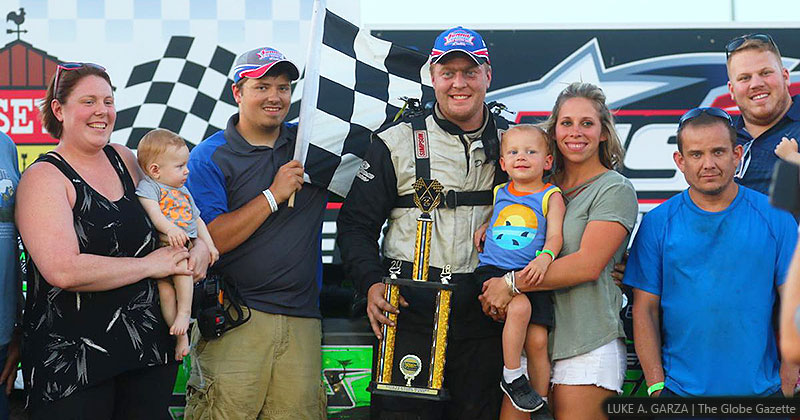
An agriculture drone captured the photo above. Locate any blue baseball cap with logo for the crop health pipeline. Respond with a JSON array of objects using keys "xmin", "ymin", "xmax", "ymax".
[
  {"xmin": 429, "ymin": 26, "xmax": 490, "ymax": 65},
  {"xmin": 232, "ymin": 47, "xmax": 300, "ymax": 83}
]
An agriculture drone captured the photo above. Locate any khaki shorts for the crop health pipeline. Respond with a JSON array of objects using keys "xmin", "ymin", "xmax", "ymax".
[{"xmin": 184, "ymin": 309, "xmax": 326, "ymax": 420}]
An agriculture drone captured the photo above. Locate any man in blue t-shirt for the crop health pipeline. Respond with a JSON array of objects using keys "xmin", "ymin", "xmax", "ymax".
[
  {"xmin": 0, "ymin": 132, "xmax": 20, "ymax": 420},
  {"xmin": 726, "ymin": 33, "xmax": 800, "ymax": 195},
  {"xmin": 624, "ymin": 108, "xmax": 797, "ymax": 399}
]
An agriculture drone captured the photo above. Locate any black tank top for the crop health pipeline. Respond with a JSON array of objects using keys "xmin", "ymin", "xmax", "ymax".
[{"xmin": 22, "ymin": 145, "xmax": 173, "ymax": 408}]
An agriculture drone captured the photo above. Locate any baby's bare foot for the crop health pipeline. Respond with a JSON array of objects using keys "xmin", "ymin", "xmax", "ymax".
[
  {"xmin": 175, "ymin": 333, "xmax": 189, "ymax": 361},
  {"xmin": 170, "ymin": 312, "xmax": 191, "ymax": 336}
]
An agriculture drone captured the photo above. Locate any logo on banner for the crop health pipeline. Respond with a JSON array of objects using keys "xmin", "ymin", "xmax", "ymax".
[
  {"xmin": 414, "ymin": 130, "xmax": 429, "ymax": 159},
  {"xmin": 485, "ymin": 37, "xmax": 800, "ymax": 201}
]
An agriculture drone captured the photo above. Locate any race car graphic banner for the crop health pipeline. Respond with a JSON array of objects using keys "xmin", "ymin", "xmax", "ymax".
[{"xmin": 374, "ymin": 28, "xmax": 800, "ymax": 207}]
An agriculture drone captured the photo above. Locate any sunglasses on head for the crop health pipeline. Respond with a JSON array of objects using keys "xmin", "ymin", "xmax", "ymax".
[
  {"xmin": 725, "ymin": 33, "xmax": 776, "ymax": 59},
  {"xmin": 53, "ymin": 62, "xmax": 106, "ymax": 97},
  {"xmin": 678, "ymin": 107, "xmax": 733, "ymax": 128}
]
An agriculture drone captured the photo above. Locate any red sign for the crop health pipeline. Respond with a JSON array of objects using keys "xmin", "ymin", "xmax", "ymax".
[{"xmin": 0, "ymin": 89, "xmax": 54, "ymax": 144}]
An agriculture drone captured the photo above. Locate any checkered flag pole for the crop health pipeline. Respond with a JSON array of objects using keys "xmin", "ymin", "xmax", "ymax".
[
  {"xmin": 295, "ymin": 0, "xmax": 434, "ymax": 198},
  {"xmin": 112, "ymin": 36, "xmax": 239, "ymax": 148}
]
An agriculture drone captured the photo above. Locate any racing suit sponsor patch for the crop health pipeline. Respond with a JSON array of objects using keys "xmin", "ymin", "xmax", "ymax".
[{"xmin": 356, "ymin": 160, "xmax": 374, "ymax": 182}]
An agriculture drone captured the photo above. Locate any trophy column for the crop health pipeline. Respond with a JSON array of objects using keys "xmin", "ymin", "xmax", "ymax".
[
  {"xmin": 412, "ymin": 211, "xmax": 432, "ymax": 282},
  {"xmin": 429, "ymin": 267, "xmax": 452, "ymax": 389}
]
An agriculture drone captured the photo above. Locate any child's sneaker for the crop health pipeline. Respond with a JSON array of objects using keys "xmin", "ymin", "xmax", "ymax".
[
  {"xmin": 500, "ymin": 375, "xmax": 544, "ymax": 412},
  {"xmin": 530, "ymin": 401, "xmax": 554, "ymax": 420}
]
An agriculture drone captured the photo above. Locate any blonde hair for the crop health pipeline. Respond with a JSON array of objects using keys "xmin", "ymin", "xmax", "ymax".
[
  {"xmin": 727, "ymin": 38, "xmax": 782, "ymax": 64},
  {"xmin": 541, "ymin": 82, "xmax": 625, "ymax": 176},
  {"xmin": 136, "ymin": 128, "xmax": 187, "ymax": 173},
  {"xmin": 502, "ymin": 124, "xmax": 553, "ymax": 154}
]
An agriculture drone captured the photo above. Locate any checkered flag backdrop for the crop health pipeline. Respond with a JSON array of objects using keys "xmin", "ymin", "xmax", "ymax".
[
  {"xmin": 296, "ymin": 4, "xmax": 434, "ymax": 198},
  {"xmin": 113, "ymin": 36, "xmax": 240, "ymax": 148}
]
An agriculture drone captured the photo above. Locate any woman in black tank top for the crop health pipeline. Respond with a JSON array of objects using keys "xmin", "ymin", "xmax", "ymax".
[{"xmin": 16, "ymin": 64, "xmax": 209, "ymax": 418}]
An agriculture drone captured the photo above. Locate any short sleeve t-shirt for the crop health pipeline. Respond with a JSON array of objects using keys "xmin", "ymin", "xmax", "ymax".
[
  {"xmin": 623, "ymin": 187, "xmax": 797, "ymax": 396},
  {"xmin": 135, "ymin": 176, "xmax": 199, "ymax": 238},
  {"xmin": 551, "ymin": 170, "xmax": 638, "ymax": 360},
  {"xmin": 0, "ymin": 133, "xmax": 19, "ymax": 347}
]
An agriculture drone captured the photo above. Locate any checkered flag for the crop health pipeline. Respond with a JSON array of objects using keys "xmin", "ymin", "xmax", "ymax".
[
  {"xmin": 112, "ymin": 36, "xmax": 240, "ymax": 148},
  {"xmin": 295, "ymin": 4, "xmax": 434, "ymax": 198}
]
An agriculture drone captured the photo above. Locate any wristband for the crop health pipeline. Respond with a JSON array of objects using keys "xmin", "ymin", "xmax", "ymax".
[
  {"xmin": 536, "ymin": 249, "xmax": 555, "ymax": 261},
  {"xmin": 262, "ymin": 189, "xmax": 279, "ymax": 213},
  {"xmin": 647, "ymin": 381, "xmax": 665, "ymax": 396},
  {"xmin": 503, "ymin": 271, "xmax": 521, "ymax": 296}
]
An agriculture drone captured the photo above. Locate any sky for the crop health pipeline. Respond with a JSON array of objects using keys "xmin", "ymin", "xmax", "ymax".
[{"xmin": 360, "ymin": 0, "xmax": 800, "ymax": 28}]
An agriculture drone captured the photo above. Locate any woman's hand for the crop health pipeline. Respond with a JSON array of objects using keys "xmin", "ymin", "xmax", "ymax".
[
  {"xmin": 478, "ymin": 293, "xmax": 506, "ymax": 322},
  {"xmin": 480, "ymin": 276, "xmax": 513, "ymax": 316},
  {"xmin": 144, "ymin": 246, "xmax": 192, "ymax": 279}
]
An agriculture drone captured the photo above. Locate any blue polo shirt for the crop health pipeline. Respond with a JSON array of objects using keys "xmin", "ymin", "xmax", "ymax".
[
  {"xmin": 734, "ymin": 95, "xmax": 800, "ymax": 195},
  {"xmin": 187, "ymin": 114, "xmax": 326, "ymax": 318},
  {"xmin": 623, "ymin": 186, "xmax": 797, "ymax": 397}
]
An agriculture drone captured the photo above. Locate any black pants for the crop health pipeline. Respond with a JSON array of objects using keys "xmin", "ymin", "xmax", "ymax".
[
  {"xmin": 30, "ymin": 362, "xmax": 178, "ymax": 420},
  {"xmin": 371, "ymin": 330, "xmax": 503, "ymax": 420}
]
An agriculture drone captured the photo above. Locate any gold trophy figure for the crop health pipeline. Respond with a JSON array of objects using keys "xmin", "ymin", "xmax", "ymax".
[{"xmin": 369, "ymin": 178, "xmax": 455, "ymax": 400}]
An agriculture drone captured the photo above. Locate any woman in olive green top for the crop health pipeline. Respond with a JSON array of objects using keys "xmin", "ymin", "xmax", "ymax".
[{"xmin": 481, "ymin": 82, "xmax": 638, "ymax": 420}]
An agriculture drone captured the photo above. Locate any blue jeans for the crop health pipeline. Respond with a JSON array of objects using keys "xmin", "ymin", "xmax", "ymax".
[{"xmin": 0, "ymin": 344, "xmax": 9, "ymax": 420}]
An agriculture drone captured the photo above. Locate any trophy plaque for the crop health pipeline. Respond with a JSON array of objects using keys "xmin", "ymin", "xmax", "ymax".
[{"xmin": 369, "ymin": 178, "xmax": 455, "ymax": 401}]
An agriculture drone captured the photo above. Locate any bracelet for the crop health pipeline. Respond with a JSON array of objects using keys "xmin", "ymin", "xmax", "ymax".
[
  {"xmin": 536, "ymin": 249, "xmax": 556, "ymax": 261},
  {"xmin": 503, "ymin": 271, "xmax": 521, "ymax": 296},
  {"xmin": 262, "ymin": 189, "xmax": 279, "ymax": 213},
  {"xmin": 647, "ymin": 381, "xmax": 665, "ymax": 396}
]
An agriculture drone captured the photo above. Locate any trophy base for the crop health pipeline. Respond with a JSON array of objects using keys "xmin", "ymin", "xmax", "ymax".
[{"xmin": 369, "ymin": 381, "xmax": 450, "ymax": 401}]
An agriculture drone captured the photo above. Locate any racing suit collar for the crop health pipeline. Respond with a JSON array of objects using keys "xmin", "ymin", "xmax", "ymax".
[{"xmin": 432, "ymin": 103, "xmax": 489, "ymax": 140}]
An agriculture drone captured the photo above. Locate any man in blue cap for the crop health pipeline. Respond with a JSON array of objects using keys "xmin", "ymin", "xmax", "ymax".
[
  {"xmin": 184, "ymin": 47, "xmax": 327, "ymax": 420},
  {"xmin": 338, "ymin": 26, "xmax": 511, "ymax": 419}
]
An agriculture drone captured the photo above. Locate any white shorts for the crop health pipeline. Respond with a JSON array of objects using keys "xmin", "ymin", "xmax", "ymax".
[{"xmin": 551, "ymin": 338, "xmax": 626, "ymax": 393}]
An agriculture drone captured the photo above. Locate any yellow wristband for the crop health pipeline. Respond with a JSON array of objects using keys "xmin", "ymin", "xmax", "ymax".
[{"xmin": 647, "ymin": 381, "xmax": 665, "ymax": 396}]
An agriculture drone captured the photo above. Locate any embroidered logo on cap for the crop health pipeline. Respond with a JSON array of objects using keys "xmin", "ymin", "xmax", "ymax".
[
  {"xmin": 444, "ymin": 31, "xmax": 475, "ymax": 47},
  {"xmin": 257, "ymin": 48, "xmax": 284, "ymax": 61}
]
